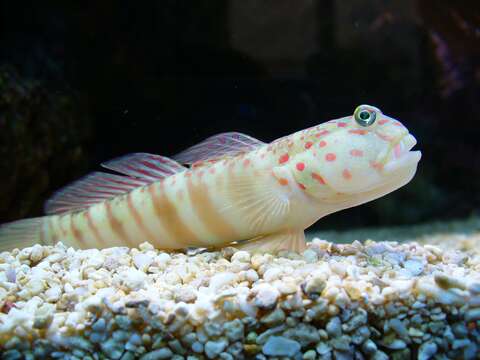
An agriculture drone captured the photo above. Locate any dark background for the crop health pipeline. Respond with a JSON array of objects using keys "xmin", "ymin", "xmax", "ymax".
[{"xmin": 0, "ymin": 0, "xmax": 479, "ymax": 231}]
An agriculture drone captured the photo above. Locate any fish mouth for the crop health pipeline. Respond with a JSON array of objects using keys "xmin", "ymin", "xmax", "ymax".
[{"xmin": 383, "ymin": 134, "xmax": 422, "ymax": 174}]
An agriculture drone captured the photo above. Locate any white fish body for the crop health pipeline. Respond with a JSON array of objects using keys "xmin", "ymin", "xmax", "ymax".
[{"xmin": 0, "ymin": 105, "xmax": 421, "ymax": 253}]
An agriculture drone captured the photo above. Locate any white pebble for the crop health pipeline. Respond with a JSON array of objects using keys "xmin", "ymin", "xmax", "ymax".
[{"xmin": 231, "ymin": 251, "xmax": 250, "ymax": 263}]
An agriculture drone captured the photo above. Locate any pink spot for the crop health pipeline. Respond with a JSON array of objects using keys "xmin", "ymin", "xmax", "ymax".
[
  {"xmin": 209, "ymin": 168, "xmax": 216, "ymax": 174},
  {"xmin": 243, "ymin": 159, "xmax": 251, "ymax": 167},
  {"xmin": 198, "ymin": 171, "xmax": 204, "ymax": 178},
  {"xmin": 349, "ymin": 129, "xmax": 367, "ymax": 135},
  {"xmin": 350, "ymin": 149, "xmax": 364, "ymax": 157},
  {"xmin": 370, "ymin": 161, "xmax": 383, "ymax": 170},
  {"xmin": 394, "ymin": 143, "xmax": 402, "ymax": 158},
  {"xmin": 278, "ymin": 178, "xmax": 289, "ymax": 186},
  {"xmin": 378, "ymin": 119, "xmax": 389, "ymax": 125},
  {"xmin": 279, "ymin": 153, "xmax": 290, "ymax": 164},
  {"xmin": 305, "ymin": 141, "xmax": 313, "ymax": 149},
  {"xmin": 315, "ymin": 130, "xmax": 329, "ymax": 138},
  {"xmin": 296, "ymin": 162, "xmax": 305, "ymax": 171},
  {"xmin": 342, "ymin": 169, "xmax": 352, "ymax": 180},
  {"xmin": 377, "ymin": 133, "xmax": 394, "ymax": 142},
  {"xmin": 319, "ymin": 140, "xmax": 327, "ymax": 148},
  {"xmin": 311, "ymin": 172, "xmax": 326, "ymax": 185},
  {"xmin": 337, "ymin": 122, "xmax": 347, "ymax": 127},
  {"xmin": 298, "ymin": 182, "xmax": 306, "ymax": 190},
  {"xmin": 394, "ymin": 122, "xmax": 403, "ymax": 126},
  {"xmin": 325, "ymin": 153, "xmax": 336, "ymax": 162}
]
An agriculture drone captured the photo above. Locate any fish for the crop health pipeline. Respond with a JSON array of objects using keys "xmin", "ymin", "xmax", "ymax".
[{"xmin": 0, "ymin": 105, "xmax": 421, "ymax": 253}]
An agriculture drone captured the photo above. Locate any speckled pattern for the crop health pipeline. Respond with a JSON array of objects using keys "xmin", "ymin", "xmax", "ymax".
[{"xmin": 0, "ymin": 235, "xmax": 479, "ymax": 359}]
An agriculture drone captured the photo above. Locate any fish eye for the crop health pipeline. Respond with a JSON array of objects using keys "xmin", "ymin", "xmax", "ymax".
[{"xmin": 354, "ymin": 105, "xmax": 377, "ymax": 127}]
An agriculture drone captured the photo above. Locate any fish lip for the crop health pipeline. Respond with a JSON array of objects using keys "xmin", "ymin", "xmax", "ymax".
[{"xmin": 383, "ymin": 134, "xmax": 421, "ymax": 173}]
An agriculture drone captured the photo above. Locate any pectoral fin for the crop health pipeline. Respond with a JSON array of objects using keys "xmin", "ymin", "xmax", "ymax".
[
  {"xmin": 234, "ymin": 230, "xmax": 306, "ymax": 254},
  {"xmin": 221, "ymin": 166, "xmax": 299, "ymax": 233}
]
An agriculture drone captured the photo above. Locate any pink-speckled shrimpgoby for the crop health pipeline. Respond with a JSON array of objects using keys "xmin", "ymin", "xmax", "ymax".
[{"xmin": 0, "ymin": 105, "xmax": 421, "ymax": 253}]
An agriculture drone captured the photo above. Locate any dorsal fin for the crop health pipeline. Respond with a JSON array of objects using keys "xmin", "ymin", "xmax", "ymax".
[
  {"xmin": 45, "ymin": 153, "xmax": 186, "ymax": 215},
  {"xmin": 102, "ymin": 153, "xmax": 186, "ymax": 180},
  {"xmin": 173, "ymin": 132, "xmax": 266, "ymax": 165}
]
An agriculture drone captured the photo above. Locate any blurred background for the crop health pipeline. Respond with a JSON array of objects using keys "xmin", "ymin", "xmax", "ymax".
[{"xmin": 0, "ymin": 0, "xmax": 479, "ymax": 234}]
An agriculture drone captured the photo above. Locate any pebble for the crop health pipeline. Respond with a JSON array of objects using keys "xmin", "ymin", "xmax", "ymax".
[
  {"xmin": 253, "ymin": 284, "xmax": 280, "ymax": 309},
  {"xmin": 231, "ymin": 251, "xmax": 251, "ymax": 263},
  {"xmin": 205, "ymin": 339, "xmax": 228, "ymax": 359},
  {"xmin": 133, "ymin": 253, "xmax": 154, "ymax": 272},
  {"xmin": 260, "ymin": 308, "xmax": 285, "ymax": 326},
  {"xmin": 262, "ymin": 336, "xmax": 301, "ymax": 357},
  {"xmin": 303, "ymin": 349, "xmax": 317, "ymax": 360},
  {"xmin": 418, "ymin": 341, "xmax": 438, "ymax": 360},
  {"xmin": 302, "ymin": 250, "xmax": 318, "ymax": 263},
  {"xmin": 403, "ymin": 259, "xmax": 424, "ymax": 276},
  {"xmin": 140, "ymin": 348, "xmax": 174, "ymax": 360},
  {"xmin": 326, "ymin": 316, "xmax": 342, "ymax": 338},
  {"xmin": 465, "ymin": 308, "xmax": 480, "ymax": 321}
]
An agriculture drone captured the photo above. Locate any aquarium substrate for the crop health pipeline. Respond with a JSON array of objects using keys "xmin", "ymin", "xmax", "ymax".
[{"xmin": 0, "ymin": 235, "xmax": 479, "ymax": 359}]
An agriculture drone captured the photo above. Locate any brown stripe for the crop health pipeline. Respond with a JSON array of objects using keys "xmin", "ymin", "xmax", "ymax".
[
  {"xmin": 70, "ymin": 213, "xmax": 86, "ymax": 248},
  {"xmin": 105, "ymin": 200, "xmax": 133, "ymax": 247},
  {"xmin": 149, "ymin": 181, "xmax": 198, "ymax": 247},
  {"xmin": 85, "ymin": 208, "xmax": 104, "ymax": 246},
  {"xmin": 187, "ymin": 176, "xmax": 237, "ymax": 242},
  {"xmin": 127, "ymin": 192, "xmax": 155, "ymax": 242},
  {"xmin": 49, "ymin": 217, "xmax": 58, "ymax": 244},
  {"xmin": 39, "ymin": 218, "xmax": 46, "ymax": 245}
]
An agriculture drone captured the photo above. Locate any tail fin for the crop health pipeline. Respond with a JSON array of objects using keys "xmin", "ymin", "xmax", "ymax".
[{"xmin": 0, "ymin": 217, "xmax": 46, "ymax": 252}]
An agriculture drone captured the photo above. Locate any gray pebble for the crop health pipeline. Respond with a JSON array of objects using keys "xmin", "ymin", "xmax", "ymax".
[
  {"xmin": 262, "ymin": 336, "xmax": 301, "ymax": 357},
  {"xmin": 465, "ymin": 308, "xmax": 480, "ymax": 321},
  {"xmin": 361, "ymin": 339, "xmax": 377, "ymax": 355},
  {"xmin": 260, "ymin": 308, "xmax": 286, "ymax": 326},
  {"xmin": 418, "ymin": 341, "xmax": 438, "ymax": 360},
  {"xmin": 139, "ymin": 348, "xmax": 174, "ymax": 360},
  {"xmin": 316, "ymin": 341, "xmax": 332, "ymax": 355},
  {"xmin": 205, "ymin": 339, "xmax": 228, "ymax": 359},
  {"xmin": 1, "ymin": 350, "xmax": 22, "ymax": 360},
  {"xmin": 303, "ymin": 349, "xmax": 316, "ymax": 360},
  {"xmin": 224, "ymin": 319, "xmax": 244, "ymax": 341},
  {"xmin": 91, "ymin": 318, "xmax": 106, "ymax": 332},
  {"xmin": 101, "ymin": 338, "xmax": 124, "ymax": 360},
  {"xmin": 192, "ymin": 341, "xmax": 204, "ymax": 353},
  {"xmin": 403, "ymin": 259, "xmax": 424, "ymax": 276},
  {"xmin": 326, "ymin": 317, "xmax": 342, "ymax": 338}
]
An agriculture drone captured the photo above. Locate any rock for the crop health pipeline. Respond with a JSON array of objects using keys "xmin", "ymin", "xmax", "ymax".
[
  {"xmin": 139, "ymin": 348, "xmax": 174, "ymax": 360},
  {"xmin": 224, "ymin": 319, "xmax": 244, "ymax": 341},
  {"xmin": 465, "ymin": 308, "xmax": 480, "ymax": 321},
  {"xmin": 205, "ymin": 339, "xmax": 228, "ymax": 359},
  {"xmin": 253, "ymin": 284, "xmax": 280, "ymax": 310},
  {"xmin": 262, "ymin": 336, "xmax": 301, "ymax": 357},
  {"xmin": 133, "ymin": 254, "xmax": 154, "ymax": 272},
  {"xmin": 302, "ymin": 276, "xmax": 326, "ymax": 299},
  {"xmin": 418, "ymin": 341, "xmax": 438, "ymax": 360},
  {"xmin": 231, "ymin": 251, "xmax": 251, "ymax": 263},
  {"xmin": 303, "ymin": 349, "xmax": 317, "ymax": 360},
  {"xmin": 100, "ymin": 339, "xmax": 124, "ymax": 359},
  {"xmin": 303, "ymin": 250, "xmax": 318, "ymax": 263},
  {"xmin": 326, "ymin": 316, "xmax": 342, "ymax": 338},
  {"xmin": 403, "ymin": 259, "xmax": 424, "ymax": 276},
  {"xmin": 260, "ymin": 308, "xmax": 285, "ymax": 326}
]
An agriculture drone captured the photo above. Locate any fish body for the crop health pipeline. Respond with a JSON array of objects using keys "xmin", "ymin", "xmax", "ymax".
[{"xmin": 0, "ymin": 105, "xmax": 421, "ymax": 253}]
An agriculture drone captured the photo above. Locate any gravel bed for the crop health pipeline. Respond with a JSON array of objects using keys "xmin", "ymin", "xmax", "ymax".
[{"xmin": 0, "ymin": 235, "xmax": 479, "ymax": 359}]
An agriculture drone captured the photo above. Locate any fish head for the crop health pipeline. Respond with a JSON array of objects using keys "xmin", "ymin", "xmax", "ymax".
[{"xmin": 292, "ymin": 104, "xmax": 421, "ymax": 201}]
